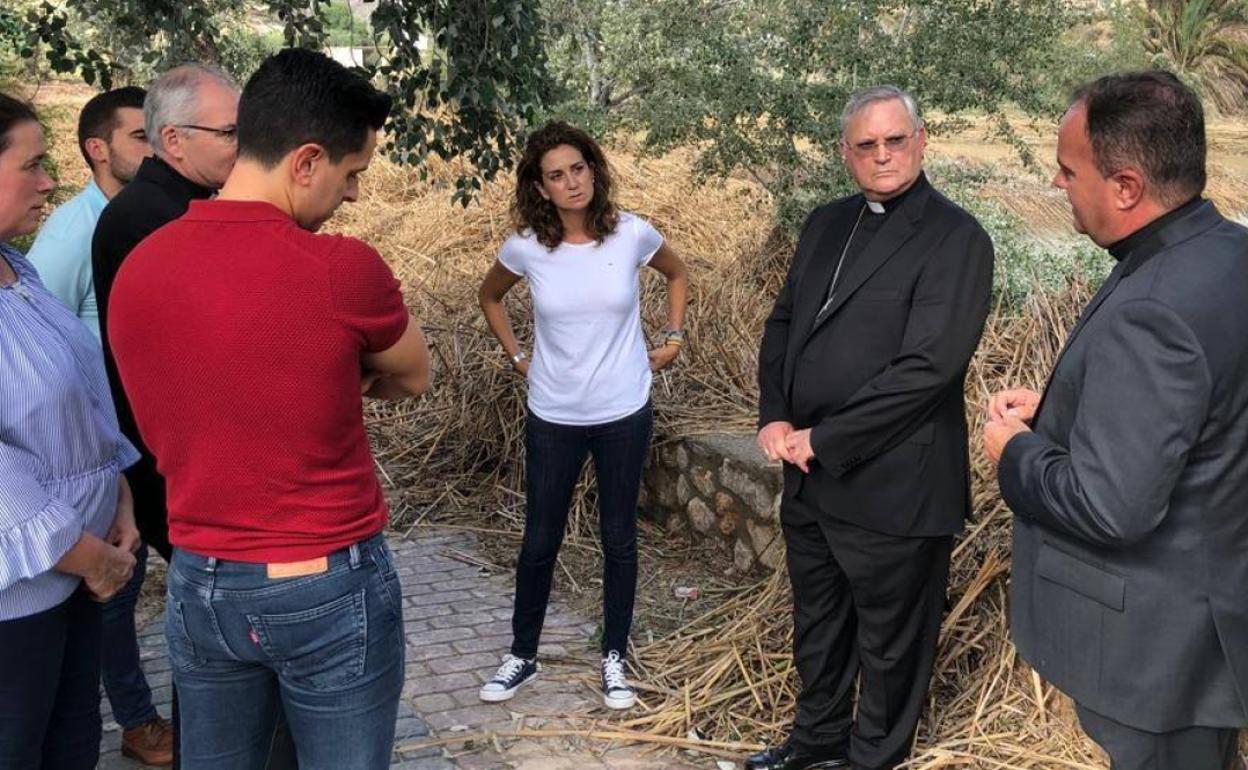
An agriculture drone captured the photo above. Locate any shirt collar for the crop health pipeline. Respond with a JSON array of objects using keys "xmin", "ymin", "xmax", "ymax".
[
  {"xmin": 1107, "ymin": 196, "xmax": 1204, "ymax": 262},
  {"xmin": 82, "ymin": 178, "xmax": 108, "ymax": 208},
  {"xmin": 181, "ymin": 199, "xmax": 294, "ymax": 224},
  {"xmin": 136, "ymin": 155, "xmax": 217, "ymax": 201}
]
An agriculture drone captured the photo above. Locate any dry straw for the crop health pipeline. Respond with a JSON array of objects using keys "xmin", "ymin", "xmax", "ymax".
[{"xmin": 334, "ymin": 149, "xmax": 1118, "ymax": 767}]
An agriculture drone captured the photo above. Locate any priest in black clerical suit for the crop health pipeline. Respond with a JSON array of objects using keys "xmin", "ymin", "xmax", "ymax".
[{"xmin": 749, "ymin": 86, "xmax": 994, "ymax": 770}]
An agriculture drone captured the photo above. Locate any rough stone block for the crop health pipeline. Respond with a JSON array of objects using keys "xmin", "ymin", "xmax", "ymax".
[
  {"xmin": 690, "ymin": 465, "xmax": 716, "ymax": 498},
  {"xmin": 676, "ymin": 475, "xmax": 693, "ymax": 506},
  {"xmin": 675, "ymin": 444, "xmax": 690, "ymax": 469},
  {"xmin": 720, "ymin": 460, "xmax": 780, "ymax": 519},
  {"xmin": 687, "ymin": 497, "xmax": 716, "ymax": 534},
  {"xmin": 715, "ymin": 492, "xmax": 740, "ymax": 536}
]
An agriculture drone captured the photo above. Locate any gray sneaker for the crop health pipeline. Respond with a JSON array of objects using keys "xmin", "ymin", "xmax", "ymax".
[
  {"xmin": 601, "ymin": 651, "xmax": 636, "ymax": 709},
  {"xmin": 479, "ymin": 654, "xmax": 538, "ymax": 702}
]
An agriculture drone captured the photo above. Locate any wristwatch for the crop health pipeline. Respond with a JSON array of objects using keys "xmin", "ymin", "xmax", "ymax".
[
  {"xmin": 510, "ymin": 350, "xmax": 528, "ymax": 369},
  {"xmin": 662, "ymin": 329, "xmax": 686, "ymax": 347}
]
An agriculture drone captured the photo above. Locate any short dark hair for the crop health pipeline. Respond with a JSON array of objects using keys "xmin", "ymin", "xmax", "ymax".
[
  {"xmin": 1071, "ymin": 70, "xmax": 1206, "ymax": 208},
  {"xmin": 77, "ymin": 86, "xmax": 147, "ymax": 168},
  {"xmin": 236, "ymin": 48, "xmax": 392, "ymax": 168},
  {"xmin": 0, "ymin": 93, "xmax": 40, "ymax": 157}
]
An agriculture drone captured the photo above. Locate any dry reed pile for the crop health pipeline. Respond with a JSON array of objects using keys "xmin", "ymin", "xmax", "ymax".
[{"xmin": 337, "ymin": 151, "xmax": 1115, "ymax": 767}]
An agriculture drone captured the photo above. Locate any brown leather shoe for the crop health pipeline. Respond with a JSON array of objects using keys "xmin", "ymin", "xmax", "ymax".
[{"xmin": 121, "ymin": 716, "xmax": 174, "ymax": 766}]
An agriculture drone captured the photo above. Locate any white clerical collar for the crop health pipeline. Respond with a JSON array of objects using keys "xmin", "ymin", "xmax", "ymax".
[{"xmin": 866, "ymin": 199, "xmax": 886, "ymax": 214}]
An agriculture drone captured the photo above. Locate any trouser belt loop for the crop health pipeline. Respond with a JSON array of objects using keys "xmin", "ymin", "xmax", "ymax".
[
  {"xmin": 205, "ymin": 556, "xmax": 218, "ymax": 572},
  {"xmin": 349, "ymin": 542, "xmax": 362, "ymax": 570}
]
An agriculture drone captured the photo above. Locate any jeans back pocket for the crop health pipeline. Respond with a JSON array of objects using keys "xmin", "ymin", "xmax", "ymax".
[{"xmin": 248, "ymin": 590, "xmax": 368, "ymax": 690}]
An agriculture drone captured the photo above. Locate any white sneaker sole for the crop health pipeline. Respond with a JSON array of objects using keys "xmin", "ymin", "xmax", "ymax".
[
  {"xmin": 603, "ymin": 691, "xmax": 636, "ymax": 710},
  {"xmin": 478, "ymin": 671, "xmax": 537, "ymax": 702}
]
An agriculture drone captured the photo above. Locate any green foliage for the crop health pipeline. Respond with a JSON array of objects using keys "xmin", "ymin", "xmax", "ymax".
[
  {"xmin": 1139, "ymin": 0, "xmax": 1248, "ymax": 114},
  {"xmin": 16, "ymin": 0, "xmax": 549, "ymax": 202},
  {"xmin": 1016, "ymin": 1, "xmax": 1152, "ymax": 110},
  {"xmin": 0, "ymin": 5, "xmax": 24, "ymax": 88},
  {"xmin": 320, "ymin": 2, "xmax": 366, "ymax": 47},
  {"xmin": 217, "ymin": 28, "xmax": 282, "ymax": 83},
  {"xmin": 367, "ymin": 0, "xmax": 549, "ymax": 205},
  {"xmin": 543, "ymin": 0, "xmax": 1074, "ymax": 191}
]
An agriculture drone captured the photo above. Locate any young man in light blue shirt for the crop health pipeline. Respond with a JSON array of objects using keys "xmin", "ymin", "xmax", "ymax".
[{"xmin": 27, "ymin": 87, "xmax": 150, "ymax": 339}]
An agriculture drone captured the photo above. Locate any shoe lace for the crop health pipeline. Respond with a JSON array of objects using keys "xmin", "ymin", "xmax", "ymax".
[
  {"xmin": 602, "ymin": 651, "xmax": 629, "ymax": 691},
  {"xmin": 493, "ymin": 655, "xmax": 527, "ymax": 683}
]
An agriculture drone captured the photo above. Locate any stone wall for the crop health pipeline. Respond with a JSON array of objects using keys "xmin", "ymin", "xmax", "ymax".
[{"xmin": 639, "ymin": 433, "xmax": 785, "ymax": 572}]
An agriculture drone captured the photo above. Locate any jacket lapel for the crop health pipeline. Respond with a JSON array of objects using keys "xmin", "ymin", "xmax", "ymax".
[
  {"xmin": 782, "ymin": 201, "xmax": 858, "ymax": 396},
  {"xmin": 802, "ymin": 183, "xmax": 928, "ymax": 343},
  {"xmin": 1033, "ymin": 201, "xmax": 1224, "ymax": 422},
  {"xmin": 791, "ymin": 205, "xmax": 858, "ymax": 335}
]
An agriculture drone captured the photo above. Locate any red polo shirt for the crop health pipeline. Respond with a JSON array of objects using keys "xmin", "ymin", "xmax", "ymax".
[{"xmin": 108, "ymin": 200, "xmax": 408, "ymax": 562}]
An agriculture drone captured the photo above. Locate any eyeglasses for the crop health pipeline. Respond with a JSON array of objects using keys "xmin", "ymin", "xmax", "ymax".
[
  {"xmin": 175, "ymin": 124, "xmax": 237, "ymax": 143},
  {"xmin": 846, "ymin": 130, "xmax": 918, "ymax": 157}
]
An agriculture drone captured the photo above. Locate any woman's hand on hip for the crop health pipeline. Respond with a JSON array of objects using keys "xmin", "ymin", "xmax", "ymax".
[{"xmin": 648, "ymin": 345, "xmax": 679, "ymax": 371}]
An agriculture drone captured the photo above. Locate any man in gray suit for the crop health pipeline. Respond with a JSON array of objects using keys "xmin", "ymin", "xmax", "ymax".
[{"xmin": 984, "ymin": 70, "xmax": 1248, "ymax": 770}]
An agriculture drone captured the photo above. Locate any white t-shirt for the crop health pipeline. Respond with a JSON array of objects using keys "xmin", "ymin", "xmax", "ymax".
[{"xmin": 498, "ymin": 212, "xmax": 663, "ymax": 426}]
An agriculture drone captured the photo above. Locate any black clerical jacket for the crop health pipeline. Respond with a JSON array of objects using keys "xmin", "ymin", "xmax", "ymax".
[
  {"xmin": 91, "ymin": 155, "xmax": 215, "ymax": 557},
  {"xmin": 758, "ymin": 174, "xmax": 994, "ymax": 536}
]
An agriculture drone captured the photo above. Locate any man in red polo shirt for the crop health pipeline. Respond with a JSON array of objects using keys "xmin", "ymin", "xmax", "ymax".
[{"xmin": 108, "ymin": 49, "xmax": 429, "ymax": 769}]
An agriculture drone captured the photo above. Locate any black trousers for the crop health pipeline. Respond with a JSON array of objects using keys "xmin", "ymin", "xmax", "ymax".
[
  {"xmin": 781, "ymin": 494, "xmax": 952, "ymax": 770},
  {"xmin": 1077, "ymin": 704, "xmax": 1244, "ymax": 770},
  {"xmin": 0, "ymin": 591, "xmax": 103, "ymax": 770},
  {"xmin": 125, "ymin": 454, "xmax": 170, "ymax": 561}
]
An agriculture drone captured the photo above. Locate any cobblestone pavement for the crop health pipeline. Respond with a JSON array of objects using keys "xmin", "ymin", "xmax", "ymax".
[{"xmin": 99, "ymin": 529, "xmax": 721, "ymax": 770}]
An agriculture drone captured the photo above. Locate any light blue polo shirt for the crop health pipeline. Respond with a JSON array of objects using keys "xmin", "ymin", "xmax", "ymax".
[{"xmin": 26, "ymin": 179, "xmax": 109, "ymax": 339}]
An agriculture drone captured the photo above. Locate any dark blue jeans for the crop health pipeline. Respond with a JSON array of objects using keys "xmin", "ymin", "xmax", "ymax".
[
  {"xmin": 0, "ymin": 590, "xmax": 103, "ymax": 770},
  {"xmin": 166, "ymin": 534, "xmax": 404, "ymax": 770},
  {"xmin": 100, "ymin": 543, "xmax": 159, "ymax": 729},
  {"xmin": 511, "ymin": 401, "xmax": 653, "ymax": 660}
]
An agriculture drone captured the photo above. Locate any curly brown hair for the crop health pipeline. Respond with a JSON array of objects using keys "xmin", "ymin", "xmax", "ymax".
[{"xmin": 511, "ymin": 121, "xmax": 619, "ymax": 249}]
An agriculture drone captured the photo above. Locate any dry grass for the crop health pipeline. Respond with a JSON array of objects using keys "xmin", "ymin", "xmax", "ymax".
[
  {"xmin": 328, "ymin": 148, "xmax": 1129, "ymax": 767},
  {"xmin": 23, "ymin": 80, "xmax": 1247, "ymax": 766}
]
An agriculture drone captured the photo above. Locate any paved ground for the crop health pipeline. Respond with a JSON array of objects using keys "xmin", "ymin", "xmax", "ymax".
[{"xmin": 99, "ymin": 528, "xmax": 717, "ymax": 770}]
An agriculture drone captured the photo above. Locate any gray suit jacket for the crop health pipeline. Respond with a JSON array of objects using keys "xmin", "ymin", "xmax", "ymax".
[{"xmin": 999, "ymin": 201, "xmax": 1248, "ymax": 732}]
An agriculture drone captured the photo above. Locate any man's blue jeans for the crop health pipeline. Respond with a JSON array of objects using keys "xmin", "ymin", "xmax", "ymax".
[
  {"xmin": 100, "ymin": 543, "xmax": 159, "ymax": 729},
  {"xmin": 166, "ymin": 534, "xmax": 405, "ymax": 770}
]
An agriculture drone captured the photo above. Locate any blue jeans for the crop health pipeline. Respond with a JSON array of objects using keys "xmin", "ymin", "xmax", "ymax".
[
  {"xmin": 100, "ymin": 543, "xmax": 159, "ymax": 729},
  {"xmin": 511, "ymin": 401, "xmax": 653, "ymax": 660},
  {"xmin": 166, "ymin": 534, "xmax": 405, "ymax": 770}
]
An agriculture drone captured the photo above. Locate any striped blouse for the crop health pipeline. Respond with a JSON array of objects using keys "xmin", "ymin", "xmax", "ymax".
[{"xmin": 1, "ymin": 242, "xmax": 139, "ymax": 621}]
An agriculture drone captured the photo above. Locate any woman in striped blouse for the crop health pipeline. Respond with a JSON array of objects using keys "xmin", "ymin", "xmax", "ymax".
[{"xmin": 0, "ymin": 93, "xmax": 142, "ymax": 769}]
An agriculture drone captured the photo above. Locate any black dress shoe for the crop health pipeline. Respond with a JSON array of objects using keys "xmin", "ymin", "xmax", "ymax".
[{"xmin": 744, "ymin": 742, "xmax": 849, "ymax": 770}]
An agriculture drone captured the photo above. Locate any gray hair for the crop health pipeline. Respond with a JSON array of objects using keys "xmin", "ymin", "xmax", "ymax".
[
  {"xmin": 144, "ymin": 64, "xmax": 238, "ymax": 154},
  {"xmin": 840, "ymin": 85, "xmax": 923, "ymax": 135}
]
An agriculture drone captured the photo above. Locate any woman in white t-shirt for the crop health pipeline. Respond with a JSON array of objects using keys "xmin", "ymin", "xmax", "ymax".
[{"xmin": 476, "ymin": 121, "xmax": 689, "ymax": 710}]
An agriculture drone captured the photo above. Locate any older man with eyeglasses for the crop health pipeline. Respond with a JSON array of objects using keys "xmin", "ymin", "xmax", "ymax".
[
  {"xmin": 87, "ymin": 63, "xmax": 251, "ymax": 770},
  {"xmin": 750, "ymin": 85, "xmax": 994, "ymax": 770},
  {"xmin": 91, "ymin": 63, "xmax": 239, "ymax": 566}
]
